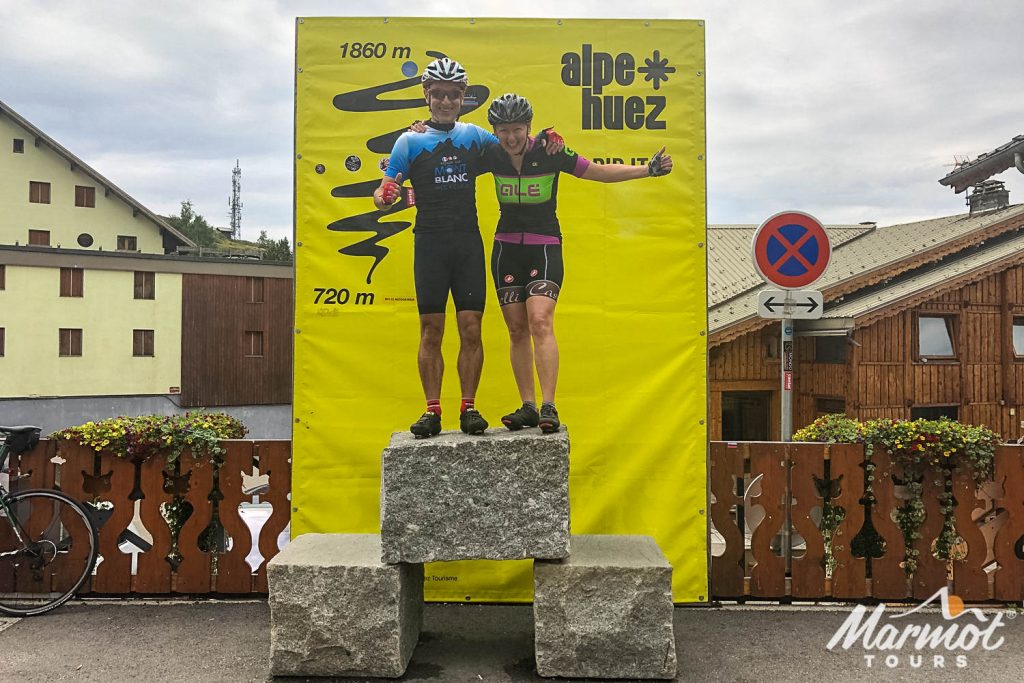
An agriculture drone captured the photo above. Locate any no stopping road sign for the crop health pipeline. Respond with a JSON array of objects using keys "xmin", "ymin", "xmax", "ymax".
[{"xmin": 751, "ymin": 211, "xmax": 831, "ymax": 289}]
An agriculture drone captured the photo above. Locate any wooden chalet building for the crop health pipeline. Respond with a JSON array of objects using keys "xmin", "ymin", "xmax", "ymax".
[{"xmin": 708, "ymin": 198, "xmax": 1024, "ymax": 442}]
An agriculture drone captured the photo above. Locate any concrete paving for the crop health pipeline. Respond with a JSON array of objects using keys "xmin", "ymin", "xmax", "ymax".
[{"xmin": 1, "ymin": 600, "xmax": 1021, "ymax": 682}]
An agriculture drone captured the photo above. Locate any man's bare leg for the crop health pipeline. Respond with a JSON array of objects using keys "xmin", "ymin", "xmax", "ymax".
[
  {"xmin": 418, "ymin": 313, "xmax": 445, "ymax": 400},
  {"xmin": 455, "ymin": 309, "xmax": 488, "ymax": 433},
  {"xmin": 500, "ymin": 302, "xmax": 536, "ymax": 403},
  {"xmin": 455, "ymin": 310, "xmax": 484, "ymax": 398},
  {"xmin": 411, "ymin": 313, "xmax": 446, "ymax": 437}
]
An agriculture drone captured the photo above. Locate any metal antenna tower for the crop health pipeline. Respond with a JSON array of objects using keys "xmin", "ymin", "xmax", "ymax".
[{"xmin": 229, "ymin": 159, "xmax": 242, "ymax": 239}]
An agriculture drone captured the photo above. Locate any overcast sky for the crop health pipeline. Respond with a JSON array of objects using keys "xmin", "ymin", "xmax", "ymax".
[{"xmin": 2, "ymin": 1, "xmax": 1021, "ymax": 240}]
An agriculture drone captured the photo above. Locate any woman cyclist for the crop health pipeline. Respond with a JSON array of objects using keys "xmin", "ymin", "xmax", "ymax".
[{"xmin": 479, "ymin": 93, "xmax": 673, "ymax": 433}]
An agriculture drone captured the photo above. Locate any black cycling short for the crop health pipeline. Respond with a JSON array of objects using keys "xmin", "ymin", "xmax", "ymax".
[
  {"xmin": 414, "ymin": 231, "xmax": 486, "ymax": 315},
  {"xmin": 490, "ymin": 240, "xmax": 564, "ymax": 307}
]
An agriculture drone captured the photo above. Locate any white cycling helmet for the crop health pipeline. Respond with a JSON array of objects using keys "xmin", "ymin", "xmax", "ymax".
[{"xmin": 421, "ymin": 57, "xmax": 468, "ymax": 85}]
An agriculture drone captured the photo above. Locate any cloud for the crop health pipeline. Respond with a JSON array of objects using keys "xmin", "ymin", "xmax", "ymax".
[{"xmin": 1, "ymin": 0, "xmax": 1022, "ymax": 240}]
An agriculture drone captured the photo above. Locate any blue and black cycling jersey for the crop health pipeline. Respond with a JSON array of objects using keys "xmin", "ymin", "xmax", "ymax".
[
  {"xmin": 478, "ymin": 142, "xmax": 590, "ymax": 238},
  {"xmin": 385, "ymin": 121, "xmax": 498, "ymax": 233}
]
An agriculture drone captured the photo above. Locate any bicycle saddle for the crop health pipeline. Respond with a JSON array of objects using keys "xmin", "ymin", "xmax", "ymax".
[
  {"xmin": 1, "ymin": 426, "xmax": 41, "ymax": 455},
  {"xmin": 0, "ymin": 426, "xmax": 41, "ymax": 435}
]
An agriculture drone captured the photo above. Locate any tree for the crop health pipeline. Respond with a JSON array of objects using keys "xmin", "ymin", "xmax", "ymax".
[
  {"xmin": 257, "ymin": 230, "xmax": 292, "ymax": 262},
  {"xmin": 165, "ymin": 200, "xmax": 219, "ymax": 248}
]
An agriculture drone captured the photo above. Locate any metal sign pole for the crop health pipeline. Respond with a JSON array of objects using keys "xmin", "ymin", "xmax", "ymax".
[
  {"xmin": 781, "ymin": 317, "xmax": 794, "ymax": 577},
  {"xmin": 781, "ymin": 318, "xmax": 793, "ymax": 441},
  {"xmin": 751, "ymin": 211, "xmax": 831, "ymax": 582}
]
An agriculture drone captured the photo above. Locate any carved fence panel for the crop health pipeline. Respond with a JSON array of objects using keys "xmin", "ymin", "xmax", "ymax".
[
  {"xmin": 11, "ymin": 437, "xmax": 1022, "ymax": 601},
  {"xmin": 3, "ymin": 439, "xmax": 291, "ymax": 596},
  {"xmin": 709, "ymin": 442, "xmax": 1024, "ymax": 602}
]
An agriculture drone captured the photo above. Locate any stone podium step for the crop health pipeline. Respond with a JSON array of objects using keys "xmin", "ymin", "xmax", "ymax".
[
  {"xmin": 267, "ymin": 534, "xmax": 422, "ymax": 678},
  {"xmin": 380, "ymin": 428, "xmax": 570, "ymax": 563},
  {"xmin": 533, "ymin": 535, "xmax": 677, "ymax": 680}
]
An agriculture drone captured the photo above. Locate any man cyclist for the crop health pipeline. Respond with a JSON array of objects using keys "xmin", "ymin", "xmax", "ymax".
[
  {"xmin": 373, "ymin": 59, "xmax": 562, "ymax": 438},
  {"xmin": 479, "ymin": 93, "xmax": 673, "ymax": 433}
]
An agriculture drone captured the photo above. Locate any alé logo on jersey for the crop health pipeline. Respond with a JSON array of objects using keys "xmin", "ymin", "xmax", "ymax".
[
  {"xmin": 495, "ymin": 175, "xmax": 554, "ymax": 205},
  {"xmin": 825, "ymin": 587, "xmax": 1011, "ymax": 670},
  {"xmin": 561, "ymin": 44, "xmax": 672, "ymax": 130}
]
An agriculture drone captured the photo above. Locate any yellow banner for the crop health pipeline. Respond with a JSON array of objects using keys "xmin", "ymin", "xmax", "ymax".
[{"xmin": 294, "ymin": 17, "xmax": 708, "ymax": 602}]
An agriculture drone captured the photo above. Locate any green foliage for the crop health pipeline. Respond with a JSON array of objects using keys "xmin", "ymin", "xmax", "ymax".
[
  {"xmin": 165, "ymin": 201, "xmax": 290, "ymax": 261},
  {"xmin": 51, "ymin": 411, "xmax": 247, "ymax": 468},
  {"xmin": 165, "ymin": 200, "xmax": 220, "ymax": 247},
  {"xmin": 894, "ymin": 485, "xmax": 925, "ymax": 574},
  {"xmin": 792, "ymin": 413, "xmax": 864, "ymax": 444},
  {"xmin": 256, "ymin": 230, "xmax": 292, "ymax": 262},
  {"xmin": 818, "ymin": 497, "xmax": 845, "ymax": 578},
  {"xmin": 797, "ymin": 415, "xmax": 862, "ymax": 577},
  {"xmin": 793, "ymin": 414, "xmax": 1000, "ymax": 576},
  {"xmin": 866, "ymin": 418, "xmax": 1000, "ymax": 484}
]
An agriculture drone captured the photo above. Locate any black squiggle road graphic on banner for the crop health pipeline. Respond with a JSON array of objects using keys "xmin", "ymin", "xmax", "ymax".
[
  {"xmin": 328, "ymin": 180, "xmax": 411, "ymax": 285},
  {"xmin": 329, "ymin": 51, "xmax": 489, "ymax": 284},
  {"xmin": 334, "ymin": 77, "xmax": 424, "ymax": 155}
]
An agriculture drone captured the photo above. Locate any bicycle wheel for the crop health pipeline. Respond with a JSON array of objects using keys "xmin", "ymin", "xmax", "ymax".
[{"xmin": 0, "ymin": 489, "xmax": 98, "ymax": 616}]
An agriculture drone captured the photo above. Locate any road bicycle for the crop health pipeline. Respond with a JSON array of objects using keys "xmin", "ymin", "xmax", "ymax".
[{"xmin": 0, "ymin": 425, "xmax": 98, "ymax": 616}]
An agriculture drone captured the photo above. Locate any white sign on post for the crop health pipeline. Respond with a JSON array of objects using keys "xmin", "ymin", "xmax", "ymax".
[{"xmin": 756, "ymin": 289, "xmax": 823, "ymax": 320}]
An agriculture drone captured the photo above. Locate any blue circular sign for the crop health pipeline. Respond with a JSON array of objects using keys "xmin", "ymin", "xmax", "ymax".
[{"xmin": 751, "ymin": 211, "xmax": 831, "ymax": 288}]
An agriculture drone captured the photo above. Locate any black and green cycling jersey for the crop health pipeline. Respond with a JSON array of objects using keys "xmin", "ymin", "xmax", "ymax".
[{"xmin": 479, "ymin": 140, "xmax": 591, "ymax": 238}]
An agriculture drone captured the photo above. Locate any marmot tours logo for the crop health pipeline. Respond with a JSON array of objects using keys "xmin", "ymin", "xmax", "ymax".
[
  {"xmin": 826, "ymin": 587, "xmax": 1011, "ymax": 670},
  {"xmin": 560, "ymin": 45, "xmax": 672, "ymax": 130}
]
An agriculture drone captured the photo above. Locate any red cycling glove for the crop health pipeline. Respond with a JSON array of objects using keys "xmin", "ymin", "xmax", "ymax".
[
  {"xmin": 379, "ymin": 179, "xmax": 402, "ymax": 205},
  {"xmin": 534, "ymin": 127, "xmax": 564, "ymax": 150}
]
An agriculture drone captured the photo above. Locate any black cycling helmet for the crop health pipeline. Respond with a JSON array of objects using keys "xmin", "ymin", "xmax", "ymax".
[
  {"xmin": 421, "ymin": 57, "xmax": 468, "ymax": 85},
  {"xmin": 487, "ymin": 93, "xmax": 533, "ymax": 125}
]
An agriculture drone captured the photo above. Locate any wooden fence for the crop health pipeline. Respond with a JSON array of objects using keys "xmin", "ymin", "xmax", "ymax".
[
  {"xmin": 11, "ymin": 437, "xmax": 1024, "ymax": 601},
  {"xmin": 710, "ymin": 441, "xmax": 1024, "ymax": 602},
  {"xmin": 5, "ymin": 439, "xmax": 291, "ymax": 595}
]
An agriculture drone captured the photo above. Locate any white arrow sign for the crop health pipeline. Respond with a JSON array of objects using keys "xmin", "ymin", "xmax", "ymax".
[{"xmin": 757, "ymin": 289, "xmax": 823, "ymax": 320}]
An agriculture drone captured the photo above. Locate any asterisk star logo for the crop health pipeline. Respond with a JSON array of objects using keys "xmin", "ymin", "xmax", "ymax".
[{"xmin": 637, "ymin": 50, "xmax": 675, "ymax": 90}]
